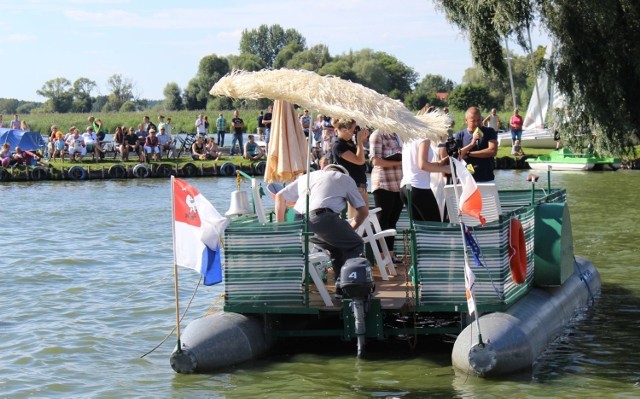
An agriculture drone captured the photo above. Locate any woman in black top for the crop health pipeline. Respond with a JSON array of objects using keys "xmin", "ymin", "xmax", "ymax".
[{"xmin": 331, "ymin": 118, "xmax": 370, "ymax": 217}]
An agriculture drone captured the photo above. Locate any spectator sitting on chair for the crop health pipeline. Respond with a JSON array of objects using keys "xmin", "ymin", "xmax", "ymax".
[
  {"xmin": 157, "ymin": 127, "xmax": 176, "ymax": 159},
  {"xmin": 144, "ymin": 129, "xmax": 161, "ymax": 162},
  {"xmin": 66, "ymin": 128, "xmax": 86, "ymax": 162},
  {"xmin": 82, "ymin": 126, "xmax": 104, "ymax": 161},
  {"xmin": 122, "ymin": 127, "xmax": 141, "ymax": 162},
  {"xmin": 51, "ymin": 130, "xmax": 65, "ymax": 161},
  {"xmin": 191, "ymin": 136, "xmax": 211, "ymax": 160},
  {"xmin": 243, "ymin": 135, "xmax": 264, "ymax": 160}
]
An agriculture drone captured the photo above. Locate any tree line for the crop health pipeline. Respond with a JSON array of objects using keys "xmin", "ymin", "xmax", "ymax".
[{"xmin": 1, "ymin": 24, "xmax": 542, "ymax": 119}]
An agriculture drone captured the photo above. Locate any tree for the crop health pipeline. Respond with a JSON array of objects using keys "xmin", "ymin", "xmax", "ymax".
[
  {"xmin": 163, "ymin": 82, "xmax": 183, "ymax": 110},
  {"xmin": 71, "ymin": 77, "xmax": 97, "ymax": 113},
  {"xmin": 0, "ymin": 98, "xmax": 21, "ymax": 114},
  {"xmin": 285, "ymin": 44, "xmax": 331, "ymax": 71},
  {"xmin": 239, "ymin": 24, "xmax": 306, "ymax": 67},
  {"xmin": 119, "ymin": 101, "xmax": 136, "ymax": 112},
  {"xmin": 36, "ymin": 77, "xmax": 73, "ymax": 113},
  {"xmin": 273, "ymin": 41, "xmax": 305, "ymax": 69},
  {"xmin": 448, "ymin": 84, "xmax": 491, "ymax": 111},
  {"xmin": 195, "ymin": 55, "xmax": 230, "ymax": 106},
  {"xmin": 183, "ymin": 78, "xmax": 205, "ymax": 110},
  {"xmin": 435, "ymin": 0, "xmax": 640, "ymax": 154},
  {"xmin": 228, "ymin": 53, "xmax": 265, "ymax": 71},
  {"xmin": 408, "ymin": 74, "xmax": 456, "ymax": 109},
  {"xmin": 104, "ymin": 74, "xmax": 134, "ymax": 112}
]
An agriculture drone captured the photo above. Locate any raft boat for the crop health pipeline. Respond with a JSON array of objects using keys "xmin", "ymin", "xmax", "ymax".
[
  {"xmin": 528, "ymin": 147, "xmax": 621, "ymax": 171},
  {"xmin": 170, "ymin": 174, "xmax": 600, "ymax": 377}
]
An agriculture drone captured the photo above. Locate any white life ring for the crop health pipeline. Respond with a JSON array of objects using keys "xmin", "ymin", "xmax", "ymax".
[{"xmin": 133, "ymin": 163, "xmax": 151, "ymax": 178}]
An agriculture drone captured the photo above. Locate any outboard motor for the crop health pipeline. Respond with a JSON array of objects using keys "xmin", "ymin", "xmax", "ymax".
[{"xmin": 339, "ymin": 257, "xmax": 375, "ymax": 358}]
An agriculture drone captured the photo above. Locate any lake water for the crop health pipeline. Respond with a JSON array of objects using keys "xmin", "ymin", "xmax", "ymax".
[{"xmin": 1, "ymin": 170, "xmax": 639, "ymax": 398}]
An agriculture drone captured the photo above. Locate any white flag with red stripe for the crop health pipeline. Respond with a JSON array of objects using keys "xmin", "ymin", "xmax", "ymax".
[{"xmin": 451, "ymin": 157, "xmax": 486, "ymax": 226}]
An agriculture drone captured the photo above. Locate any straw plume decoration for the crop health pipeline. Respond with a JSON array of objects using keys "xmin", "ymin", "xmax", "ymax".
[{"xmin": 210, "ymin": 69, "xmax": 449, "ymax": 142}]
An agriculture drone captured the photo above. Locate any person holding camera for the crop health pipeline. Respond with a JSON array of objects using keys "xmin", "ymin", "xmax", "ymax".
[
  {"xmin": 332, "ymin": 118, "xmax": 369, "ymax": 219},
  {"xmin": 454, "ymin": 106, "xmax": 498, "ymax": 183}
]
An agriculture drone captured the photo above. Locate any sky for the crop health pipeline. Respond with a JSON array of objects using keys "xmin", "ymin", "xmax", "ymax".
[{"xmin": 1, "ymin": 0, "xmax": 549, "ymax": 103}]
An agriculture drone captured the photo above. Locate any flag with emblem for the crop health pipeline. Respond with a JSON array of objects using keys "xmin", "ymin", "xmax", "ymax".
[
  {"xmin": 172, "ymin": 177, "xmax": 229, "ymax": 285},
  {"xmin": 464, "ymin": 261, "xmax": 477, "ymax": 316}
]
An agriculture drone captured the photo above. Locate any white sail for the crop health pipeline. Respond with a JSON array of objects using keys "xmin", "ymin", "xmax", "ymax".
[{"xmin": 522, "ymin": 45, "xmax": 564, "ymax": 131}]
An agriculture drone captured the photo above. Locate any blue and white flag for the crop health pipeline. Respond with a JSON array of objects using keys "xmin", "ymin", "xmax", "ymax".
[{"xmin": 173, "ymin": 177, "xmax": 229, "ymax": 285}]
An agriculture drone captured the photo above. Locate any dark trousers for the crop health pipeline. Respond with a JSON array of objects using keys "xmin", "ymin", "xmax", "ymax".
[
  {"xmin": 372, "ymin": 189, "xmax": 404, "ymax": 251},
  {"xmin": 400, "ymin": 185, "xmax": 441, "ymax": 222},
  {"xmin": 217, "ymin": 131, "xmax": 226, "ymax": 147},
  {"xmin": 309, "ymin": 212, "xmax": 363, "ymax": 279}
]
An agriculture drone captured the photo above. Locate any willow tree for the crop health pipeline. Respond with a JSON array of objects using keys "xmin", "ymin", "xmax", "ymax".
[{"xmin": 435, "ymin": 0, "xmax": 640, "ymax": 155}]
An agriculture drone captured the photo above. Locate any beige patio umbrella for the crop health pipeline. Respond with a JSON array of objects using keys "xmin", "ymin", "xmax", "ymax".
[
  {"xmin": 264, "ymin": 100, "xmax": 308, "ymax": 184},
  {"xmin": 209, "ymin": 69, "xmax": 449, "ymax": 143}
]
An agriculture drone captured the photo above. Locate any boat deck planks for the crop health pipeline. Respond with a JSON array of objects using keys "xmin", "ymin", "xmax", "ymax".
[{"xmin": 307, "ymin": 262, "xmax": 415, "ymax": 311}]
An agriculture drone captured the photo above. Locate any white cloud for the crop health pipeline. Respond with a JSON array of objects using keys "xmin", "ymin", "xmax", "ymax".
[{"xmin": 0, "ymin": 34, "xmax": 36, "ymax": 43}]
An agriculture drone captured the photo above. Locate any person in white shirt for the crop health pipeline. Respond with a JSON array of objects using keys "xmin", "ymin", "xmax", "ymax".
[
  {"xmin": 66, "ymin": 128, "xmax": 86, "ymax": 161},
  {"xmin": 195, "ymin": 114, "xmax": 207, "ymax": 135},
  {"xmin": 82, "ymin": 126, "xmax": 104, "ymax": 161}
]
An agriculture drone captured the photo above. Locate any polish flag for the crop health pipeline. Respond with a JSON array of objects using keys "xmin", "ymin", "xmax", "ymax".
[
  {"xmin": 173, "ymin": 177, "xmax": 229, "ymax": 285},
  {"xmin": 451, "ymin": 158, "xmax": 486, "ymax": 226}
]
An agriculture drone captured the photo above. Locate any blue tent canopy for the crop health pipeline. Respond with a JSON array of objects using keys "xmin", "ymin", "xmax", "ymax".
[{"xmin": 0, "ymin": 128, "xmax": 46, "ymax": 152}]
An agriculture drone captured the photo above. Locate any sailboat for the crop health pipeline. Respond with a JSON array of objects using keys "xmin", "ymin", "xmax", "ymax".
[{"xmin": 498, "ymin": 47, "xmax": 563, "ymax": 149}]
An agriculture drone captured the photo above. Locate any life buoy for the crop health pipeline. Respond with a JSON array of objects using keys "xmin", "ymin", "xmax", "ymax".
[
  {"xmin": 182, "ymin": 162, "xmax": 197, "ymax": 177},
  {"xmin": 253, "ymin": 161, "xmax": 266, "ymax": 176},
  {"xmin": 156, "ymin": 163, "xmax": 173, "ymax": 177},
  {"xmin": 219, "ymin": 162, "xmax": 236, "ymax": 177},
  {"xmin": 0, "ymin": 168, "xmax": 11, "ymax": 182},
  {"xmin": 508, "ymin": 218, "xmax": 527, "ymax": 285},
  {"xmin": 30, "ymin": 166, "xmax": 48, "ymax": 181},
  {"xmin": 108, "ymin": 164, "xmax": 127, "ymax": 179},
  {"xmin": 133, "ymin": 163, "xmax": 151, "ymax": 178},
  {"xmin": 68, "ymin": 165, "xmax": 86, "ymax": 180}
]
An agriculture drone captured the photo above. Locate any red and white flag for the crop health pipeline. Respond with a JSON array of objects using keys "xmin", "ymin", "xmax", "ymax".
[
  {"xmin": 172, "ymin": 177, "xmax": 229, "ymax": 285},
  {"xmin": 451, "ymin": 158, "xmax": 486, "ymax": 226}
]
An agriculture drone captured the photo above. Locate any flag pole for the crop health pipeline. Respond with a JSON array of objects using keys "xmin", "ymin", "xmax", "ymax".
[
  {"xmin": 449, "ymin": 160, "xmax": 484, "ymax": 345},
  {"xmin": 171, "ymin": 176, "xmax": 182, "ymax": 353}
]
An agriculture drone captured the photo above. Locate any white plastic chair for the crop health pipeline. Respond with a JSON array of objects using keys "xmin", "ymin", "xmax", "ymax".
[
  {"xmin": 356, "ymin": 208, "xmax": 397, "ymax": 280},
  {"xmin": 306, "ymin": 246, "xmax": 334, "ymax": 306}
]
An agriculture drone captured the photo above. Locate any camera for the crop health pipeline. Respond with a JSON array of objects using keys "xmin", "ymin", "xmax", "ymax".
[{"xmin": 443, "ymin": 136, "xmax": 462, "ymax": 158}]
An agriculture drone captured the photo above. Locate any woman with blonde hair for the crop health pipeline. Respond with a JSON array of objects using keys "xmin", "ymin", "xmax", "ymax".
[{"xmin": 331, "ymin": 118, "xmax": 370, "ymax": 217}]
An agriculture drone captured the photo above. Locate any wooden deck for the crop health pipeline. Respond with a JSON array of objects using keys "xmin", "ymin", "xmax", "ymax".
[{"xmin": 307, "ymin": 262, "xmax": 416, "ymax": 311}]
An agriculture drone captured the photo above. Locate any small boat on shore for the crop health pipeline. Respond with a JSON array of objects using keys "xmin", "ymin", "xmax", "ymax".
[
  {"xmin": 528, "ymin": 147, "xmax": 621, "ymax": 171},
  {"xmin": 170, "ymin": 174, "xmax": 600, "ymax": 378}
]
